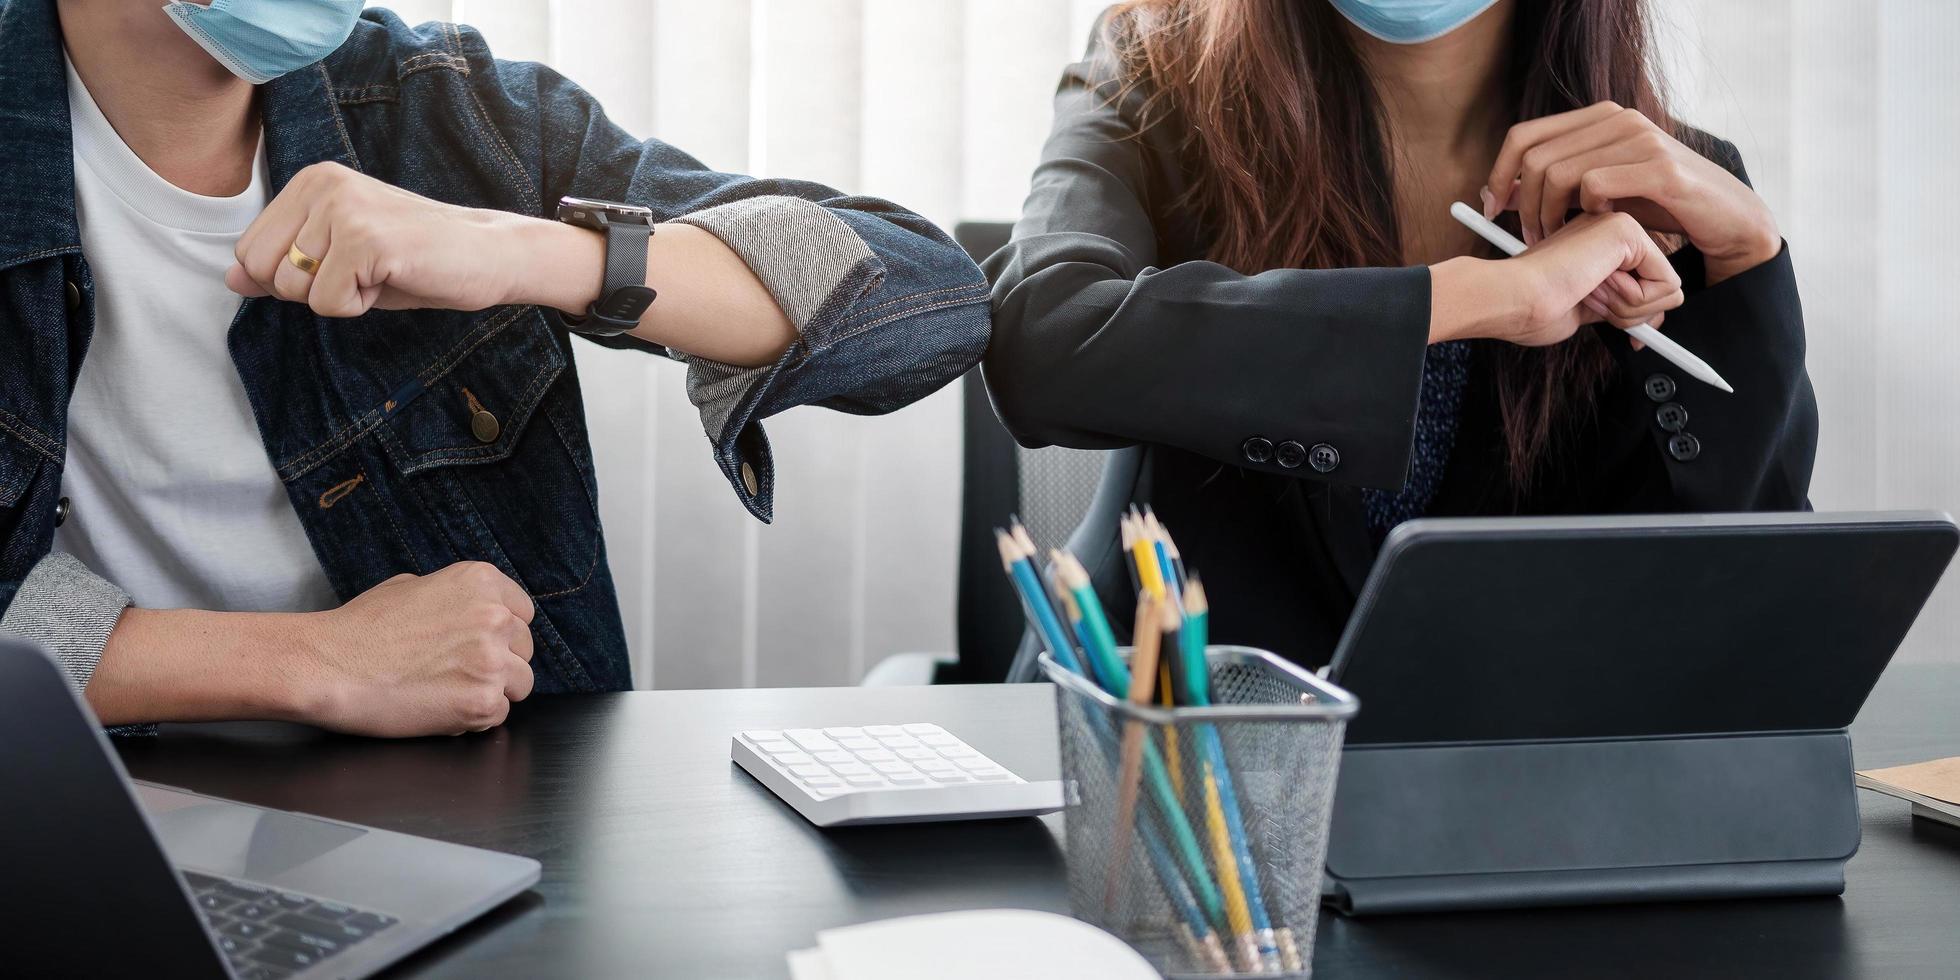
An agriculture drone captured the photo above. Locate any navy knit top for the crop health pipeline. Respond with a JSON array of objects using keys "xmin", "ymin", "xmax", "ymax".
[{"xmin": 1361, "ymin": 340, "xmax": 1472, "ymax": 541}]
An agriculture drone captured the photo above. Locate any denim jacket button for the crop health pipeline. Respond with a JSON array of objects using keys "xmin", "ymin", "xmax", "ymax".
[
  {"xmin": 54, "ymin": 497, "xmax": 71, "ymax": 527},
  {"xmin": 740, "ymin": 461, "xmax": 759, "ymax": 497},
  {"xmin": 65, "ymin": 280, "xmax": 81, "ymax": 312},
  {"xmin": 470, "ymin": 409, "xmax": 501, "ymax": 443}
]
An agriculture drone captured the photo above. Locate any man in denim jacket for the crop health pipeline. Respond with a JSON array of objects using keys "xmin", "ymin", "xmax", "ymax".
[{"xmin": 0, "ymin": 0, "xmax": 991, "ymax": 735}]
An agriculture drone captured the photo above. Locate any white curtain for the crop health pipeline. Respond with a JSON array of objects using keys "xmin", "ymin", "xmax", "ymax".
[
  {"xmin": 1654, "ymin": 0, "xmax": 1960, "ymax": 663},
  {"xmin": 369, "ymin": 0, "xmax": 1960, "ymax": 683}
]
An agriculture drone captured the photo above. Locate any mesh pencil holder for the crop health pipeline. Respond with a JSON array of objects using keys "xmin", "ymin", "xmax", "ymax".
[{"xmin": 1043, "ymin": 647, "xmax": 1358, "ymax": 978}]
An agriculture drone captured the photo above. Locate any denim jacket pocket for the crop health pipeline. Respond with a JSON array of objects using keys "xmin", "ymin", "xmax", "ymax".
[{"xmin": 371, "ymin": 308, "xmax": 605, "ymax": 600}]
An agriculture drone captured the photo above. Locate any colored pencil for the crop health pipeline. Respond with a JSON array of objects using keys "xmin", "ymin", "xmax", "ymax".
[
  {"xmin": 1118, "ymin": 511, "xmax": 1144, "ymax": 599},
  {"xmin": 1142, "ymin": 507, "xmax": 1178, "ymax": 598},
  {"xmin": 1135, "ymin": 512, "xmax": 1190, "ymax": 798},
  {"xmin": 1141, "ymin": 813, "xmax": 1233, "ymax": 973},
  {"xmin": 1148, "ymin": 507, "xmax": 1190, "ymax": 598},
  {"xmin": 1105, "ymin": 592, "xmax": 1163, "ymax": 914},
  {"xmin": 997, "ymin": 529, "xmax": 1082, "ymax": 676},
  {"xmin": 1051, "ymin": 550, "xmax": 1129, "ymax": 695},
  {"xmin": 1185, "ymin": 578, "xmax": 1287, "ymax": 973},
  {"xmin": 1055, "ymin": 551, "xmax": 1227, "ymax": 930},
  {"xmin": 1128, "ymin": 510, "xmax": 1168, "ymax": 601}
]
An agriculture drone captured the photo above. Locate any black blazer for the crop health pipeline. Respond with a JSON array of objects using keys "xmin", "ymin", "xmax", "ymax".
[{"xmin": 981, "ymin": 31, "xmax": 1819, "ymax": 668}]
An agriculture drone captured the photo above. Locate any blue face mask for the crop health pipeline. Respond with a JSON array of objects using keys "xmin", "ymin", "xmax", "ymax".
[
  {"xmin": 1326, "ymin": 0, "xmax": 1503, "ymax": 44},
  {"xmin": 164, "ymin": 0, "xmax": 365, "ymax": 84}
]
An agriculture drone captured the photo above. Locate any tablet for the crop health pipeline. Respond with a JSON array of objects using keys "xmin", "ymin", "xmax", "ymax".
[{"xmin": 1327, "ymin": 511, "xmax": 1958, "ymax": 745}]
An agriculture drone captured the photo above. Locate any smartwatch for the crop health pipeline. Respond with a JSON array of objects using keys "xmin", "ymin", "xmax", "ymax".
[{"xmin": 555, "ymin": 196, "xmax": 657, "ymax": 337}]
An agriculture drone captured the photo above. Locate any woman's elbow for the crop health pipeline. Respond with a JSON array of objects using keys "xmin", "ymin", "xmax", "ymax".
[{"xmin": 980, "ymin": 306, "xmax": 1100, "ymax": 451}]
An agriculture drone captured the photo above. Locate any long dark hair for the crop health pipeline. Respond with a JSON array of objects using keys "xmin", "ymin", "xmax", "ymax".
[{"xmin": 1108, "ymin": 0, "xmax": 1676, "ymax": 492}]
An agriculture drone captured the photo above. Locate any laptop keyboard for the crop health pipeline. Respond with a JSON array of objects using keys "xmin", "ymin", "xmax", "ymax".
[{"xmin": 184, "ymin": 870, "xmax": 398, "ymax": 979}]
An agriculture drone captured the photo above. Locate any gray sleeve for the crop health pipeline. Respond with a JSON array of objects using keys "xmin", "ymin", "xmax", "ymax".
[
  {"xmin": 667, "ymin": 195, "xmax": 875, "ymax": 442},
  {"xmin": 0, "ymin": 552, "xmax": 132, "ymax": 696}
]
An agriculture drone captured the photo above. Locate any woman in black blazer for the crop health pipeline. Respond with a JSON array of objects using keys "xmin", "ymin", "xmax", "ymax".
[{"xmin": 983, "ymin": 0, "xmax": 1816, "ymax": 668}]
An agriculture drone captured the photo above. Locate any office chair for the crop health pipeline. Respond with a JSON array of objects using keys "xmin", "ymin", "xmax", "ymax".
[{"xmin": 860, "ymin": 222, "xmax": 1141, "ymax": 685}]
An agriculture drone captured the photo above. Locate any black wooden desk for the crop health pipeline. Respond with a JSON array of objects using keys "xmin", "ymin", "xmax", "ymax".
[{"xmin": 119, "ymin": 666, "xmax": 1960, "ymax": 979}]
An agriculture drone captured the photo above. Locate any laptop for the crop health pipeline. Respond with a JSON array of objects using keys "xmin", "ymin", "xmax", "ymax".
[{"xmin": 0, "ymin": 638, "xmax": 540, "ymax": 979}]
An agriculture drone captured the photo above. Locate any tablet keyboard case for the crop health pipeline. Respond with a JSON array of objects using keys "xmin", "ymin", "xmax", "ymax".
[
  {"xmin": 1317, "ymin": 512, "xmax": 1959, "ymax": 916},
  {"xmin": 1324, "ymin": 731, "xmax": 1861, "ymax": 914}
]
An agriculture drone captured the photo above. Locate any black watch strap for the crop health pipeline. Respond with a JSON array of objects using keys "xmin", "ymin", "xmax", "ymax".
[
  {"xmin": 576, "ymin": 220, "xmax": 656, "ymax": 337},
  {"xmin": 555, "ymin": 197, "xmax": 657, "ymax": 337}
]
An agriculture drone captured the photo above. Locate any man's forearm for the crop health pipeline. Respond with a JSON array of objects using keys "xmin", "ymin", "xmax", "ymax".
[
  {"xmin": 517, "ymin": 219, "xmax": 798, "ymax": 367},
  {"xmin": 87, "ymin": 608, "xmax": 315, "ymax": 727}
]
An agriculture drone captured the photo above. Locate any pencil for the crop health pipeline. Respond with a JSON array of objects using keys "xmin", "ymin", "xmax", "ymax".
[
  {"xmin": 1082, "ymin": 689, "xmax": 1230, "ymax": 973},
  {"xmin": 1118, "ymin": 511, "xmax": 1144, "ymax": 599},
  {"xmin": 1142, "ymin": 507, "xmax": 1180, "ymax": 596},
  {"xmin": 1105, "ymin": 592, "xmax": 1163, "ymax": 914},
  {"xmin": 1128, "ymin": 510, "xmax": 1168, "ymax": 601},
  {"xmin": 1141, "ymin": 805, "xmax": 1234, "ymax": 974},
  {"xmin": 1135, "ymin": 513, "xmax": 1189, "ymax": 797},
  {"xmin": 997, "ymin": 530, "xmax": 1083, "ymax": 676},
  {"xmin": 1184, "ymin": 579, "xmax": 1286, "ymax": 972},
  {"xmin": 1148, "ymin": 507, "xmax": 1189, "ymax": 598},
  {"xmin": 1051, "ymin": 550, "xmax": 1129, "ymax": 694},
  {"xmin": 1056, "ymin": 552, "xmax": 1226, "ymax": 931},
  {"xmin": 1052, "ymin": 600, "xmax": 1229, "ymax": 969}
]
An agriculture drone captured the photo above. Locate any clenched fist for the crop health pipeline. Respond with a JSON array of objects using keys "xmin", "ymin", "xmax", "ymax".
[
  {"xmin": 290, "ymin": 561, "xmax": 537, "ymax": 738},
  {"xmin": 224, "ymin": 160, "xmax": 597, "ymax": 318}
]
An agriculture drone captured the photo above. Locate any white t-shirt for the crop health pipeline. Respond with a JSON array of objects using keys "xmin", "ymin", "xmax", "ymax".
[{"xmin": 55, "ymin": 58, "xmax": 339, "ymax": 613}]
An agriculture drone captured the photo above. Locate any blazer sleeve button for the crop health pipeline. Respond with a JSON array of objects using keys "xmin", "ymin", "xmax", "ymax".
[
  {"xmin": 1275, "ymin": 440, "xmax": 1308, "ymax": 469},
  {"xmin": 1644, "ymin": 373, "xmax": 1678, "ymax": 403},
  {"xmin": 1656, "ymin": 402, "xmax": 1689, "ymax": 433},
  {"xmin": 1667, "ymin": 432, "xmax": 1701, "ymax": 462},
  {"xmin": 1241, "ymin": 437, "xmax": 1274, "ymax": 464}
]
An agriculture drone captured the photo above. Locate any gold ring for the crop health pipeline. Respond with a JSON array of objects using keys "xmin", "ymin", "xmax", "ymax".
[{"xmin": 287, "ymin": 243, "xmax": 321, "ymax": 275}]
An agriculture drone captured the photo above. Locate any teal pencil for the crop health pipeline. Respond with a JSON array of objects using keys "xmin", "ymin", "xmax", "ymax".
[
  {"xmin": 1050, "ymin": 550, "xmax": 1129, "ymax": 696},
  {"xmin": 1053, "ymin": 550, "xmax": 1227, "ymax": 932}
]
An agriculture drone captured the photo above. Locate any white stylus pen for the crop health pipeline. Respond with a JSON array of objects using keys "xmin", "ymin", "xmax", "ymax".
[{"xmin": 1449, "ymin": 202, "xmax": 1734, "ymax": 394}]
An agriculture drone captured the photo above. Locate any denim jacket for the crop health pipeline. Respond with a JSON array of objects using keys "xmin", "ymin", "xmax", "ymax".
[{"xmin": 0, "ymin": 1, "xmax": 991, "ymax": 693}]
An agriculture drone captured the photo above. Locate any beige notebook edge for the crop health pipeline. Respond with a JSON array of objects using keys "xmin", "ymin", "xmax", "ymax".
[{"xmin": 1855, "ymin": 757, "xmax": 1960, "ymax": 826}]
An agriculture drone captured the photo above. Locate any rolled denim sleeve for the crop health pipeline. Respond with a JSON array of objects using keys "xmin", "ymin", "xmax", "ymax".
[
  {"xmin": 454, "ymin": 28, "xmax": 992, "ymax": 521},
  {"xmin": 0, "ymin": 552, "xmax": 129, "ymax": 695},
  {"xmin": 663, "ymin": 195, "xmax": 877, "ymax": 469}
]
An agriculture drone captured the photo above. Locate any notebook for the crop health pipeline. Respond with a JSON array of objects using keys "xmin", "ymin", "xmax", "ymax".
[
  {"xmin": 785, "ymin": 910, "xmax": 1156, "ymax": 980},
  {"xmin": 1856, "ymin": 757, "xmax": 1960, "ymax": 829}
]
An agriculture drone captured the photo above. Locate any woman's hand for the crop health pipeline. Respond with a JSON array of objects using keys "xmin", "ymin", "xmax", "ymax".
[
  {"xmin": 225, "ymin": 161, "xmax": 584, "ymax": 318},
  {"xmin": 1481, "ymin": 101, "xmax": 1781, "ymax": 284},
  {"xmin": 1431, "ymin": 211, "xmax": 1683, "ymax": 347}
]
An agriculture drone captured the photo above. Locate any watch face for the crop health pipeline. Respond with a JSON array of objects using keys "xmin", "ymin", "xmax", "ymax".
[{"xmin": 558, "ymin": 196, "xmax": 654, "ymax": 228}]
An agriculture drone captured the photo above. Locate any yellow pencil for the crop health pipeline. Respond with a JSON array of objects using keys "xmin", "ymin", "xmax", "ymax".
[
  {"xmin": 1131, "ymin": 514, "xmax": 1187, "ymax": 796},
  {"xmin": 1130, "ymin": 521, "xmax": 1167, "ymax": 600}
]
